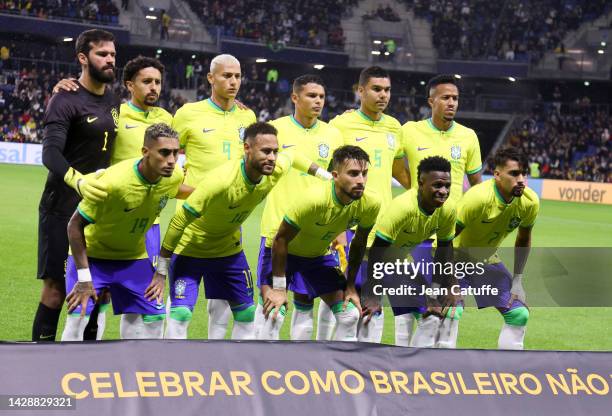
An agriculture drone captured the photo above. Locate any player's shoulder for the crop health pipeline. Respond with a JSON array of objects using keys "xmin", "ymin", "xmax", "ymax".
[
  {"xmin": 402, "ymin": 119, "xmax": 428, "ymax": 131},
  {"xmin": 361, "ymin": 187, "xmax": 382, "ymax": 209},
  {"xmin": 461, "ymin": 179, "xmax": 493, "ymax": 205},
  {"xmin": 46, "ymin": 88, "xmax": 81, "ymax": 110},
  {"xmin": 173, "ymin": 101, "xmax": 201, "ymax": 118},
  {"xmin": 269, "ymin": 115, "xmax": 291, "ymax": 129},
  {"xmin": 151, "ymin": 106, "xmax": 173, "ymax": 124},
  {"xmin": 451, "ymin": 121, "xmax": 478, "ymax": 140},
  {"xmin": 381, "ymin": 114, "xmax": 402, "ymax": 130},
  {"xmin": 329, "ymin": 110, "xmax": 356, "ymax": 126},
  {"xmin": 236, "ymin": 105, "xmax": 256, "ymax": 122},
  {"xmin": 439, "ymin": 197, "xmax": 457, "ymax": 216}
]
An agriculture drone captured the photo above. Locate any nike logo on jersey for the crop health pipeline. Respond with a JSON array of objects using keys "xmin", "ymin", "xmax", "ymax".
[
  {"xmin": 203, "ymin": 128, "xmax": 216, "ymax": 133},
  {"xmin": 481, "ymin": 219, "xmax": 494, "ymax": 223},
  {"xmin": 315, "ymin": 221, "xmax": 331, "ymax": 226},
  {"xmin": 403, "ymin": 229, "xmax": 416, "ymax": 234},
  {"xmin": 124, "ymin": 207, "xmax": 138, "ymax": 212},
  {"xmin": 87, "ymin": 116, "xmax": 98, "ymax": 123},
  {"xmin": 355, "ymin": 137, "xmax": 367, "ymax": 142},
  {"xmin": 125, "ymin": 124, "xmax": 139, "ymax": 129},
  {"xmin": 282, "ymin": 144, "xmax": 296, "ymax": 149},
  {"xmin": 417, "ymin": 147, "xmax": 430, "ymax": 151}
]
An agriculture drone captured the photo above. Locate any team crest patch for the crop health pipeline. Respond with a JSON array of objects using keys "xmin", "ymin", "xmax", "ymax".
[
  {"xmin": 347, "ymin": 218, "xmax": 360, "ymax": 228},
  {"xmin": 111, "ymin": 107, "xmax": 119, "ymax": 128},
  {"xmin": 238, "ymin": 127, "xmax": 246, "ymax": 142},
  {"xmin": 450, "ymin": 145, "xmax": 461, "ymax": 160},
  {"xmin": 509, "ymin": 216, "xmax": 521, "ymax": 229},
  {"xmin": 174, "ymin": 279, "xmax": 187, "ymax": 299},
  {"xmin": 318, "ymin": 143, "xmax": 330, "ymax": 158},
  {"xmin": 387, "ymin": 133, "xmax": 395, "ymax": 149},
  {"xmin": 156, "ymin": 194, "xmax": 169, "ymax": 215}
]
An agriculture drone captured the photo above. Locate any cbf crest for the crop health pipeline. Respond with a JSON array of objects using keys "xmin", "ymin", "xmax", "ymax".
[
  {"xmin": 508, "ymin": 216, "xmax": 521, "ymax": 230},
  {"xmin": 111, "ymin": 107, "xmax": 119, "ymax": 128},
  {"xmin": 318, "ymin": 143, "xmax": 330, "ymax": 159},
  {"xmin": 238, "ymin": 127, "xmax": 246, "ymax": 143},
  {"xmin": 174, "ymin": 279, "xmax": 187, "ymax": 299},
  {"xmin": 156, "ymin": 194, "xmax": 169, "ymax": 216},
  {"xmin": 387, "ymin": 133, "xmax": 396, "ymax": 149},
  {"xmin": 450, "ymin": 145, "xmax": 462, "ymax": 160}
]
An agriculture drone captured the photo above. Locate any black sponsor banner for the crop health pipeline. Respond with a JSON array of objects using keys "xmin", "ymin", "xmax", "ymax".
[{"xmin": 1, "ymin": 341, "xmax": 611, "ymax": 415}]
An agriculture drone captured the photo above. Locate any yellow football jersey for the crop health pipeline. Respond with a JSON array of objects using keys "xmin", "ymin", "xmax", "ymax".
[
  {"xmin": 172, "ymin": 98, "xmax": 256, "ymax": 187},
  {"xmin": 260, "ymin": 115, "xmax": 343, "ymax": 244},
  {"xmin": 77, "ymin": 158, "xmax": 184, "ymax": 260},
  {"xmin": 112, "ymin": 102, "xmax": 173, "ymax": 165},
  {"xmin": 284, "ymin": 181, "xmax": 381, "ymax": 258},
  {"xmin": 402, "ymin": 118, "xmax": 481, "ymax": 204},
  {"xmin": 375, "ymin": 188, "xmax": 456, "ymax": 248}
]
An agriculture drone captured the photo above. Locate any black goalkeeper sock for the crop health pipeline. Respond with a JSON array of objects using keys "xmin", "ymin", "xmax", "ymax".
[
  {"xmin": 32, "ymin": 303, "xmax": 61, "ymax": 342},
  {"xmin": 83, "ymin": 303, "xmax": 100, "ymax": 341}
]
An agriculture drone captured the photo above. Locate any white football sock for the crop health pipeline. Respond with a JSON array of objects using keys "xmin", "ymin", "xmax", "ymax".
[
  {"xmin": 258, "ymin": 307, "xmax": 286, "ymax": 340},
  {"xmin": 253, "ymin": 301, "xmax": 265, "ymax": 339},
  {"xmin": 436, "ymin": 318, "xmax": 460, "ymax": 349},
  {"xmin": 61, "ymin": 314, "xmax": 89, "ymax": 341},
  {"xmin": 332, "ymin": 305, "xmax": 359, "ymax": 342},
  {"xmin": 95, "ymin": 304, "xmax": 110, "ymax": 341},
  {"xmin": 290, "ymin": 305, "xmax": 314, "ymax": 340},
  {"xmin": 207, "ymin": 299, "xmax": 231, "ymax": 339},
  {"xmin": 498, "ymin": 324, "xmax": 526, "ymax": 350},
  {"xmin": 410, "ymin": 315, "xmax": 440, "ymax": 348},
  {"xmin": 120, "ymin": 314, "xmax": 164, "ymax": 339},
  {"xmin": 394, "ymin": 313, "xmax": 415, "ymax": 347},
  {"xmin": 165, "ymin": 306, "xmax": 192, "ymax": 339},
  {"xmin": 231, "ymin": 321, "xmax": 255, "ymax": 340},
  {"xmin": 315, "ymin": 300, "xmax": 335, "ymax": 340},
  {"xmin": 357, "ymin": 309, "xmax": 384, "ymax": 343}
]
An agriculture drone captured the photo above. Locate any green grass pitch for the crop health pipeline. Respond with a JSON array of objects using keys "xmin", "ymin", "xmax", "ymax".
[{"xmin": 1, "ymin": 163, "xmax": 611, "ymax": 350}]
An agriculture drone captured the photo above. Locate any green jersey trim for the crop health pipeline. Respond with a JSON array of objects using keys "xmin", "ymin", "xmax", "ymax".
[
  {"xmin": 133, "ymin": 159, "xmax": 161, "ymax": 185},
  {"xmin": 77, "ymin": 206, "xmax": 95, "ymax": 224},
  {"xmin": 467, "ymin": 165, "xmax": 482, "ymax": 175},
  {"xmin": 375, "ymin": 231, "xmax": 395, "ymax": 244},
  {"xmin": 493, "ymin": 182, "xmax": 512, "ymax": 206},
  {"xmin": 127, "ymin": 100, "xmax": 148, "ymax": 117},
  {"xmin": 331, "ymin": 182, "xmax": 352, "ymax": 207},
  {"xmin": 357, "ymin": 109, "xmax": 384, "ymax": 123},
  {"xmin": 437, "ymin": 234, "xmax": 455, "ymax": 242},
  {"xmin": 240, "ymin": 159, "xmax": 258, "ymax": 190},
  {"xmin": 283, "ymin": 215, "xmax": 300, "ymax": 231},
  {"xmin": 290, "ymin": 114, "xmax": 318, "ymax": 131},
  {"xmin": 182, "ymin": 202, "xmax": 201, "ymax": 218},
  {"xmin": 207, "ymin": 98, "xmax": 236, "ymax": 113},
  {"xmin": 427, "ymin": 117, "xmax": 455, "ymax": 133},
  {"xmin": 456, "ymin": 219, "xmax": 466, "ymax": 228}
]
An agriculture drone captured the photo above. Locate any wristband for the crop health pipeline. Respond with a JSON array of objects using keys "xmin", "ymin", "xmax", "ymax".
[
  {"xmin": 513, "ymin": 273, "xmax": 523, "ymax": 281},
  {"xmin": 314, "ymin": 167, "xmax": 332, "ymax": 181},
  {"xmin": 157, "ymin": 256, "xmax": 171, "ymax": 276},
  {"xmin": 77, "ymin": 268, "xmax": 92, "ymax": 283},
  {"xmin": 273, "ymin": 276, "xmax": 286, "ymax": 290}
]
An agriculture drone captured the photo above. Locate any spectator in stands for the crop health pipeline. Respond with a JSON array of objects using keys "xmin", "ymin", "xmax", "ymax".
[{"xmin": 160, "ymin": 9, "xmax": 170, "ymax": 40}]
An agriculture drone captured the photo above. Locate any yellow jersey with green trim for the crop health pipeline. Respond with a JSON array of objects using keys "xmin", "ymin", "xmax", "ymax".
[
  {"xmin": 330, "ymin": 110, "xmax": 404, "ymax": 211},
  {"xmin": 112, "ymin": 102, "xmax": 173, "ymax": 165},
  {"xmin": 172, "ymin": 98, "xmax": 256, "ymax": 187},
  {"xmin": 402, "ymin": 118, "xmax": 481, "ymax": 204},
  {"xmin": 176, "ymin": 155, "xmax": 292, "ymax": 258},
  {"xmin": 77, "ymin": 158, "xmax": 184, "ymax": 260},
  {"xmin": 284, "ymin": 181, "xmax": 381, "ymax": 258},
  {"xmin": 375, "ymin": 188, "xmax": 456, "ymax": 248},
  {"xmin": 455, "ymin": 179, "xmax": 539, "ymax": 261},
  {"xmin": 260, "ymin": 115, "xmax": 343, "ymax": 244}
]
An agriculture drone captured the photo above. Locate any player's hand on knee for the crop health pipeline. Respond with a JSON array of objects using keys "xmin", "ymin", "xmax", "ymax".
[
  {"xmin": 145, "ymin": 272, "xmax": 166, "ymax": 304},
  {"xmin": 52, "ymin": 78, "xmax": 79, "ymax": 94},
  {"xmin": 343, "ymin": 284, "xmax": 362, "ymax": 315},
  {"xmin": 77, "ymin": 169, "xmax": 108, "ymax": 203},
  {"xmin": 423, "ymin": 296, "xmax": 444, "ymax": 319},
  {"xmin": 361, "ymin": 296, "xmax": 382, "ymax": 325},
  {"xmin": 508, "ymin": 274, "xmax": 526, "ymax": 308},
  {"xmin": 66, "ymin": 282, "xmax": 98, "ymax": 317},
  {"xmin": 263, "ymin": 289, "xmax": 287, "ymax": 320}
]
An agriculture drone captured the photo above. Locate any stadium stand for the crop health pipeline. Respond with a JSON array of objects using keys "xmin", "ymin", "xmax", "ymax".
[
  {"xmin": 406, "ymin": 0, "xmax": 610, "ymax": 61},
  {"xmin": 0, "ymin": 0, "xmax": 120, "ymax": 25},
  {"xmin": 186, "ymin": 0, "xmax": 357, "ymax": 50}
]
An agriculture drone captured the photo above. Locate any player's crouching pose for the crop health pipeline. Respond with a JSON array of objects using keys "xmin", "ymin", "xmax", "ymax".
[
  {"xmin": 156, "ymin": 122, "xmax": 328, "ymax": 340},
  {"xmin": 453, "ymin": 147, "xmax": 539, "ymax": 349},
  {"xmin": 259, "ymin": 145, "xmax": 381, "ymax": 341},
  {"xmin": 61, "ymin": 124, "xmax": 192, "ymax": 340}
]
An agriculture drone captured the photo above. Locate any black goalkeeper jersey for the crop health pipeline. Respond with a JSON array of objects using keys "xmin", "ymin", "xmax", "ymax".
[{"xmin": 39, "ymin": 82, "xmax": 120, "ymax": 215}]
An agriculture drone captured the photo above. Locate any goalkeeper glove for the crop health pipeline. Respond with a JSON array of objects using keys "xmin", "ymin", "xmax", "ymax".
[
  {"xmin": 64, "ymin": 167, "xmax": 108, "ymax": 203},
  {"xmin": 510, "ymin": 273, "xmax": 526, "ymax": 304}
]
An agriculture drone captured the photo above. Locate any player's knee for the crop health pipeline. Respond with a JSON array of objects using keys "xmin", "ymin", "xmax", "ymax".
[
  {"xmin": 232, "ymin": 304, "xmax": 256, "ymax": 323},
  {"xmin": 142, "ymin": 313, "xmax": 165, "ymax": 324},
  {"xmin": 503, "ymin": 306, "xmax": 529, "ymax": 327},
  {"xmin": 41, "ymin": 280, "xmax": 66, "ymax": 308},
  {"xmin": 332, "ymin": 302, "xmax": 359, "ymax": 325},
  {"xmin": 170, "ymin": 306, "xmax": 192, "ymax": 322},
  {"xmin": 446, "ymin": 305, "xmax": 464, "ymax": 320}
]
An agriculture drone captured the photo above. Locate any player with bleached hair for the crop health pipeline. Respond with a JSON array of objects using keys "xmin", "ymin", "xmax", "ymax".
[
  {"xmin": 171, "ymin": 53, "xmax": 256, "ymax": 339},
  {"xmin": 453, "ymin": 147, "xmax": 539, "ymax": 350}
]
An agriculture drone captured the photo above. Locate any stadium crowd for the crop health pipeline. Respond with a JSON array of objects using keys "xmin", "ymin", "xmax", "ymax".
[
  {"xmin": 0, "ymin": 0, "xmax": 120, "ymax": 25},
  {"xmin": 503, "ymin": 103, "xmax": 611, "ymax": 182},
  {"xmin": 188, "ymin": 0, "xmax": 356, "ymax": 50},
  {"xmin": 407, "ymin": 0, "xmax": 610, "ymax": 61}
]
